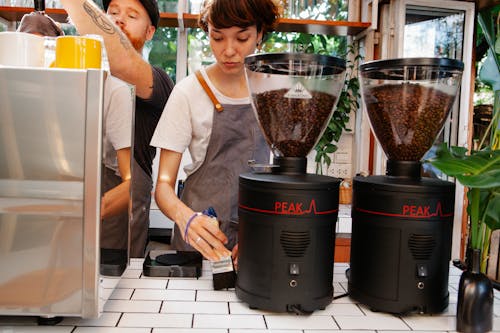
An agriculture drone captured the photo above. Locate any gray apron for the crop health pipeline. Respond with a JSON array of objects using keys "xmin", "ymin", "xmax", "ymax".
[
  {"xmin": 100, "ymin": 165, "xmax": 128, "ymax": 250},
  {"xmin": 129, "ymin": 158, "xmax": 153, "ymax": 257},
  {"xmin": 171, "ymin": 96, "xmax": 269, "ymax": 251}
]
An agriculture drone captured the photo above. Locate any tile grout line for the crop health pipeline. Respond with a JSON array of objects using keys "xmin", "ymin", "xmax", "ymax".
[{"xmin": 115, "ymin": 312, "xmax": 124, "ymax": 327}]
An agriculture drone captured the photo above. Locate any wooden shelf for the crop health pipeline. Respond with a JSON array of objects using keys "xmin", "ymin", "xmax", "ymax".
[
  {"xmin": 277, "ymin": 18, "xmax": 370, "ymax": 36},
  {"xmin": 0, "ymin": 6, "xmax": 68, "ymax": 23},
  {"xmin": 2, "ymin": 7, "xmax": 371, "ymax": 36}
]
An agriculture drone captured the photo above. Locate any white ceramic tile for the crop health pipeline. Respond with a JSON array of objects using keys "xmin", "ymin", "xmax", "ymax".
[
  {"xmin": 2, "ymin": 263, "xmax": 499, "ymax": 332},
  {"xmin": 333, "ymin": 282, "xmax": 347, "ymax": 293},
  {"xmin": 74, "ymin": 328, "xmax": 150, "ymax": 333},
  {"xmin": 494, "ymin": 316, "xmax": 500, "ymax": 331},
  {"xmin": 437, "ymin": 303, "xmax": 456, "ymax": 316},
  {"xmin": 60, "ymin": 313, "xmax": 122, "ymax": 327},
  {"xmin": 338, "ymin": 282, "xmax": 348, "ymax": 293},
  {"xmin": 229, "ymin": 329, "xmax": 302, "ymax": 333},
  {"xmin": 197, "ymin": 289, "xmax": 240, "ymax": 302},
  {"xmin": 119, "ymin": 313, "xmax": 192, "ymax": 328},
  {"xmin": 265, "ymin": 314, "xmax": 338, "ymax": 330},
  {"xmin": 448, "ymin": 274, "xmax": 461, "ymax": 286},
  {"xmin": 101, "ymin": 288, "xmax": 114, "ymax": 300},
  {"xmin": 118, "ymin": 278, "xmax": 167, "ymax": 289},
  {"xmin": 316, "ymin": 303, "xmax": 364, "ymax": 316},
  {"xmin": 449, "ymin": 292, "xmax": 459, "ymax": 304},
  {"xmin": 194, "ymin": 314, "xmax": 266, "ymax": 329},
  {"xmin": 333, "ymin": 273, "xmax": 348, "ymax": 283},
  {"xmin": 153, "ymin": 329, "xmax": 226, "ymax": 333},
  {"xmin": 304, "ymin": 331, "xmax": 366, "ymax": 333},
  {"xmin": 128, "ymin": 259, "xmax": 145, "ymax": 269},
  {"xmin": 103, "ymin": 300, "xmax": 161, "ymax": 313},
  {"xmin": 109, "ymin": 288, "xmax": 134, "ymax": 300},
  {"xmin": 122, "ymin": 269, "xmax": 142, "ymax": 279},
  {"xmin": 379, "ymin": 331, "xmax": 446, "ymax": 333},
  {"xmin": 101, "ymin": 276, "xmax": 122, "ymax": 289},
  {"xmin": 0, "ymin": 327, "xmax": 73, "ymax": 333},
  {"xmin": 401, "ymin": 315, "xmax": 457, "ymax": 331},
  {"xmin": 167, "ymin": 279, "xmax": 214, "ymax": 290},
  {"xmin": 161, "ymin": 301, "xmax": 228, "ymax": 314},
  {"xmin": 133, "ymin": 289, "xmax": 195, "ymax": 301},
  {"xmin": 334, "ymin": 314, "xmax": 408, "ymax": 330}
]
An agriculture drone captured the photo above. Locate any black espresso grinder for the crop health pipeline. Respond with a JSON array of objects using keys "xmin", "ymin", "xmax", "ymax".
[
  {"xmin": 236, "ymin": 53, "xmax": 346, "ymax": 313},
  {"xmin": 348, "ymin": 58, "xmax": 464, "ymax": 314}
]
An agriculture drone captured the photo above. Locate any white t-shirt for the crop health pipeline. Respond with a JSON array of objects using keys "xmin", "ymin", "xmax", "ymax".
[
  {"xmin": 102, "ymin": 75, "xmax": 134, "ymax": 175},
  {"xmin": 151, "ymin": 67, "xmax": 250, "ymax": 177}
]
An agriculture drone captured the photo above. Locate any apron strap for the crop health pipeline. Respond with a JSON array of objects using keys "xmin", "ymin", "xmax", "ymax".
[{"xmin": 195, "ymin": 70, "xmax": 224, "ymax": 112}]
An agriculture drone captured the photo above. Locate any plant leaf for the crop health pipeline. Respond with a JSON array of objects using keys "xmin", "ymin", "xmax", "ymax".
[
  {"xmin": 483, "ymin": 189, "xmax": 500, "ymax": 230},
  {"xmin": 426, "ymin": 143, "xmax": 500, "ymax": 188}
]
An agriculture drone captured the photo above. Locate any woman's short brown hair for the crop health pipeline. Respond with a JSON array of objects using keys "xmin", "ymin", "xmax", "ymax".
[{"xmin": 198, "ymin": 0, "xmax": 280, "ymax": 35}]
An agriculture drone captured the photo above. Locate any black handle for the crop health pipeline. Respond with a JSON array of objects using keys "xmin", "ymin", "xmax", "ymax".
[{"xmin": 34, "ymin": 0, "xmax": 45, "ymax": 11}]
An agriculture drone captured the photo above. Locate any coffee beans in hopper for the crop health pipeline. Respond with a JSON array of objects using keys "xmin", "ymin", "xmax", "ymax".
[
  {"xmin": 363, "ymin": 83, "xmax": 456, "ymax": 161},
  {"xmin": 253, "ymin": 88, "xmax": 337, "ymax": 157}
]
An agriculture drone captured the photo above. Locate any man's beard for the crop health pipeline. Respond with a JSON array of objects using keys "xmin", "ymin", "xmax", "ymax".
[{"xmin": 123, "ymin": 29, "xmax": 145, "ymax": 52}]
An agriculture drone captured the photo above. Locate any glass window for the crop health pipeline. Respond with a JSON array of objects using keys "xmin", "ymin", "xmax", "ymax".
[
  {"xmin": 404, "ymin": 6, "xmax": 465, "ymax": 60},
  {"xmin": 145, "ymin": 27, "xmax": 178, "ymax": 82},
  {"xmin": 282, "ymin": 0, "xmax": 348, "ymax": 20},
  {"xmin": 403, "ymin": 5, "xmax": 467, "ymax": 178},
  {"xmin": 184, "ymin": 28, "xmax": 348, "ymax": 76}
]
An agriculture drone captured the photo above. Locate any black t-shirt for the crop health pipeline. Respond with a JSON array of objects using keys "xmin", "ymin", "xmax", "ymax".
[{"xmin": 133, "ymin": 66, "xmax": 174, "ymax": 176}]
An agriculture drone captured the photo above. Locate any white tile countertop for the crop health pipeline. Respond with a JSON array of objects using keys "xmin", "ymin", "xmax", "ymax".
[{"xmin": 1, "ymin": 259, "xmax": 500, "ymax": 332}]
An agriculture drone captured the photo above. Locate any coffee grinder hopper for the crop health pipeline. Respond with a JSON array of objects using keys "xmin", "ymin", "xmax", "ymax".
[
  {"xmin": 359, "ymin": 57, "xmax": 464, "ymax": 177},
  {"xmin": 348, "ymin": 58, "xmax": 464, "ymax": 315},
  {"xmin": 245, "ymin": 53, "xmax": 346, "ymax": 173}
]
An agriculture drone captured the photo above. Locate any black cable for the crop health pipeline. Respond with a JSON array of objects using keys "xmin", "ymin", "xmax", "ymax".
[{"xmin": 333, "ymin": 292, "xmax": 349, "ymax": 300}]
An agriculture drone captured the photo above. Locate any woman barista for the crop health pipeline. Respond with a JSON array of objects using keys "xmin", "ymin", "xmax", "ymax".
[{"xmin": 151, "ymin": 0, "xmax": 280, "ymax": 261}]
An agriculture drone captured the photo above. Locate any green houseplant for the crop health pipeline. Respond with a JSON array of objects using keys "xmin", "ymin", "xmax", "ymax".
[
  {"xmin": 426, "ymin": 5, "xmax": 500, "ymax": 274},
  {"xmin": 426, "ymin": 8, "xmax": 499, "ymax": 331},
  {"xmin": 426, "ymin": 138, "xmax": 500, "ymax": 272}
]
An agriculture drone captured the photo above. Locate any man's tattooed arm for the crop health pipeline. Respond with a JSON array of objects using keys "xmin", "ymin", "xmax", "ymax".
[{"xmin": 82, "ymin": 1, "xmax": 131, "ymax": 50}]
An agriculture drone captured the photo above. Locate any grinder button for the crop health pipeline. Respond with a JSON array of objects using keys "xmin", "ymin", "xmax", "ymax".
[
  {"xmin": 289, "ymin": 263, "xmax": 300, "ymax": 276},
  {"xmin": 416, "ymin": 264, "xmax": 428, "ymax": 277}
]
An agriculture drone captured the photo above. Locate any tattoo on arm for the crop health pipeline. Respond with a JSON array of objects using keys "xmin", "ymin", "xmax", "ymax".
[{"xmin": 82, "ymin": 1, "xmax": 132, "ymax": 50}]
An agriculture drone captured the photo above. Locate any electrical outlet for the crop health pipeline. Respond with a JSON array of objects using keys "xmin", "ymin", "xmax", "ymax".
[{"xmin": 328, "ymin": 163, "xmax": 352, "ymax": 179}]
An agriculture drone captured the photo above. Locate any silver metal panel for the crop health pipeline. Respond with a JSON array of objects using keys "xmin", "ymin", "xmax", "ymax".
[{"xmin": 0, "ymin": 67, "xmax": 103, "ymax": 318}]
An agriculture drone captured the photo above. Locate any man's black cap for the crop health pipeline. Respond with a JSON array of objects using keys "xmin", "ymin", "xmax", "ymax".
[{"xmin": 103, "ymin": 0, "xmax": 160, "ymax": 29}]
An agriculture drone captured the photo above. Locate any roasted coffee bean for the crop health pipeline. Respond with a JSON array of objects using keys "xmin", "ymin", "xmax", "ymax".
[
  {"xmin": 253, "ymin": 88, "xmax": 337, "ymax": 157},
  {"xmin": 363, "ymin": 83, "xmax": 456, "ymax": 160}
]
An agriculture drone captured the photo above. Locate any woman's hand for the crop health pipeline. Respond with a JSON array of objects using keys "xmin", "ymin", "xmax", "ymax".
[
  {"xmin": 183, "ymin": 214, "xmax": 231, "ymax": 261},
  {"xmin": 231, "ymin": 243, "xmax": 239, "ymax": 271}
]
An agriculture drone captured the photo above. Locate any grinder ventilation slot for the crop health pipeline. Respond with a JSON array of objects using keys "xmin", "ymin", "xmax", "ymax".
[
  {"xmin": 408, "ymin": 234, "xmax": 436, "ymax": 260},
  {"xmin": 280, "ymin": 231, "xmax": 310, "ymax": 258}
]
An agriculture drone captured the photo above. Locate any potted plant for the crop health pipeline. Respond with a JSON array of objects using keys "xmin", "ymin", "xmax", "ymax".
[
  {"xmin": 426, "ymin": 114, "xmax": 499, "ymax": 333},
  {"xmin": 424, "ymin": 6, "xmax": 499, "ymax": 332}
]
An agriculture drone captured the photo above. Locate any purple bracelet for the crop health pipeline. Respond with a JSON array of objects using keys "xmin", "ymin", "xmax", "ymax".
[{"xmin": 184, "ymin": 212, "xmax": 202, "ymax": 244}]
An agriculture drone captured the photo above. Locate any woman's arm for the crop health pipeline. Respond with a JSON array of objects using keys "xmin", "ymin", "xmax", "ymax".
[
  {"xmin": 60, "ymin": 0, "xmax": 154, "ymax": 99},
  {"xmin": 101, "ymin": 147, "xmax": 131, "ymax": 220},
  {"xmin": 155, "ymin": 149, "xmax": 231, "ymax": 261}
]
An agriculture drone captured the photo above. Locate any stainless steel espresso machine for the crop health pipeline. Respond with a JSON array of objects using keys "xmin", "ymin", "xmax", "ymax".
[
  {"xmin": 348, "ymin": 57, "xmax": 464, "ymax": 314},
  {"xmin": 236, "ymin": 53, "xmax": 346, "ymax": 313}
]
